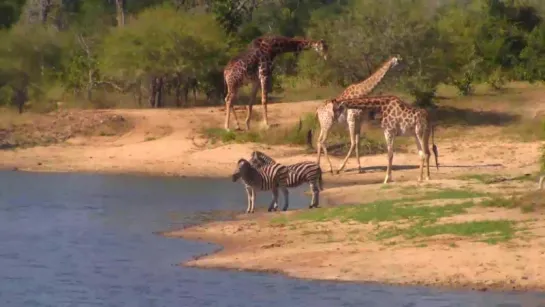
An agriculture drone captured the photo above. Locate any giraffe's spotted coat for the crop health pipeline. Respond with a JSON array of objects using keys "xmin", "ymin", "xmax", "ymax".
[
  {"xmin": 333, "ymin": 95, "xmax": 439, "ymax": 183},
  {"xmin": 313, "ymin": 56, "xmax": 401, "ymax": 173},
  {"xmin": 223, "ymin": 35, "xmax": 328, "ymax": 131}
]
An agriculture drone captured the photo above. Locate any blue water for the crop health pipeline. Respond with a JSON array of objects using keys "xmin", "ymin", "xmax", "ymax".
[{"xmin": 0, "ymin": 170, "xmax": 544, "ymax": 307}]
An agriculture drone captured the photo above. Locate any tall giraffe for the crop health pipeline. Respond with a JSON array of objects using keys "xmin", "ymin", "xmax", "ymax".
[
  {"xmin": 332, "ymin": 95, "xmax": 439, "ymax": 184},
  {"xmin": 223, "ymin": 35, "xmax": 328, "ymax": 131},
  {"xmin": 310, "ymin": 56, "xmax": 401, "ymax": 174}
]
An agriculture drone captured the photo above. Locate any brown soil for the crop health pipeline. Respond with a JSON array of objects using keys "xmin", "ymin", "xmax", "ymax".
[{"xmin": 2, "ymin": 85, "xmax": 545, "ymax": 291}]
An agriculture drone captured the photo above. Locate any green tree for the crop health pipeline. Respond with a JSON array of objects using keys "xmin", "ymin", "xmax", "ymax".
[
  {"xmin": 0, "ymin": 25, "xmax": 65, "ymax": 112},
  {"xmin": 98, "ymin": 6, "xmax": 230, "ymax": 107}
]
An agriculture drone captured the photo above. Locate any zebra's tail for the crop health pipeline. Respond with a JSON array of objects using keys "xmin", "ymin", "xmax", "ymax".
[{"xmin": 318, "ymin": 167, "xmax": 324, "ymax": 191}]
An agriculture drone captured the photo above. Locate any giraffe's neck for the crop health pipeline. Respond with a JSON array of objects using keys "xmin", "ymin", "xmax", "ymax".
[
  {"xmin": 269, "ymin": 38, "xmax": 313, "ymax": 57},
  {"xmin": 337, "ymin": 58, "xmax": 396, "ymax": 99}
]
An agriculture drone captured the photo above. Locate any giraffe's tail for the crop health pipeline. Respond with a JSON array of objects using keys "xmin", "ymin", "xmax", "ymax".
[
  {"xmin": 318, "ymin": 167, "xmax": 324, "ymax": 191},
  {"xmin": 306, "ymin": 111, "xmax": 318, "ymax": 149},
  {"xmin": 431, "ymin": 124, "xmax": 439, "ymax": 171}
]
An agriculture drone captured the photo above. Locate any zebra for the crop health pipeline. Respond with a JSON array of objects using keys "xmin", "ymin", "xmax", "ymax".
[
  {"xmin": 249, "ymin": 151, "xmax": 324, "ymax": 209},
  {"xmin": 231, "ymin": 158, "xmax": 290, "ymax": 213}
]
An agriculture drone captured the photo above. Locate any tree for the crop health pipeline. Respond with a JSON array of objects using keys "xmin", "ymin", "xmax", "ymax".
[
  {"xmin": 0, "ymin": 25, "xmax": 65, "ymax": 112},
  {"xmin": 98, "ymin": 6, "xmax": 230, "ymax": 107}
]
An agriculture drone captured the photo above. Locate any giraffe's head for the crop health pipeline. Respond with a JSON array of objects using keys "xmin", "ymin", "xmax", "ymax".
[
  {"xmin": 391, "ymin": 55, "xmax": 402, "ymax": 67},
  {"xmin": 311, "ymin": 39, "xmax": 328, "ymax": 60}
]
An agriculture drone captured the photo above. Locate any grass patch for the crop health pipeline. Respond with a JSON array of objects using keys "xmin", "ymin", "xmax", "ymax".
[
  {"xmin": 0, "ymin": 109, "xmax": 132, "ymax": 149},
  {"xmin": 276, "ymin": 187, "xmax": 521, "ymax": 245},
  {"xmin": 479, "ymin": 191, "xmax": 545, "ymax": 213},
  {"xmin": 289, "ymin": 188, "xmax": 485, "ymax": 225},
  {"xmin": 457, "ymin": 173, "xmax": 497, "ymax": 183},
  {"xmin": 294, "ymin": 195, "xmax": 477, "ymax": 225},
  {"xmin": 423, "ymin": 188, "xmax": 486, "ymax": 200},
  {"xmin": 377, "ymin": 220, "xmax": 515, "ymax": 243}
]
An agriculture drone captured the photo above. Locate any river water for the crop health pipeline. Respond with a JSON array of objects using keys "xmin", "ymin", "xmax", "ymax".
[{"xmin": 0, "ymin": 170, "xmax": 544, "ymax": 307}]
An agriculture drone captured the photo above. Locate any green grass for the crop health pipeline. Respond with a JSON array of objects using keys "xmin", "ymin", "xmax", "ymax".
[
  {"xmin": 457, "ymin": 172, "xmax": 535, "ymax": 184},
  {"xmin": 274, "ymin": 188, "xmax": 485, "ymax": 225},
  {"xmin": 269, "ymin": 187, "xmax": 523, "ymax": 245},
  {"xmin": 457, "ymin": 173, "xmax": 497, "ymax": 183},
  {"xmin": 376, "ymin": 220, "xmax": 515, "ymax": 243},
  {"xmin": 478, "ymin": 192, "xmax": 545, "ymax": 213}
]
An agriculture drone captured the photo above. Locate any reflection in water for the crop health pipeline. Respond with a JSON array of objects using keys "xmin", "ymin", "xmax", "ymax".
[{"xmin": 0, "ymin": 171, "xmax": 543, "ymax": 307}]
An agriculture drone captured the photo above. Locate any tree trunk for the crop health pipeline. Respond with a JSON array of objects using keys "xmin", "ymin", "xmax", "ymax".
[
  {"xmin": 136, "ymin": 79, "xmax": 142, "ymax": 107},
  {"xmin": 115, "ymin": 0, "xmax": 125, "ymax": 27},
  {"xmin": 86, "ymin": 69, "xmax": 94, "ymax": 101},
  {"xmin": 149, "ymin": 77, "xmax": 157, "ymax": 108},
  {"xmin": 156, "ymin": 76, "xmax": 164, "ymax": 108}
]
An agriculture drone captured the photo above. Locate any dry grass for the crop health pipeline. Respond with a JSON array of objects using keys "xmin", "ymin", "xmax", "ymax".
[{"xmin": 0, "ymin": 108, "xmax": 132, "ymax": 149}]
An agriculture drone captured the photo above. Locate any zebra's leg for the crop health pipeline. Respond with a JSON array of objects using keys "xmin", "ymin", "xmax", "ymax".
[
  {"xmin": 268, "ymin": 187, "xmax": 279, "ymax": 212},
  {"xmin": 245, "ymin": 186, "xmax": 252, "ymax": 213},
  {"xmin": 281, "ymin": 187, "xmax": 290, "ymax": 211}
]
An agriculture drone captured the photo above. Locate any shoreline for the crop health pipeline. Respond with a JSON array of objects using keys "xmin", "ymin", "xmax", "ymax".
[{"xmin": 163, "ymin": 206, "xmax": 545, "ymax": 293}]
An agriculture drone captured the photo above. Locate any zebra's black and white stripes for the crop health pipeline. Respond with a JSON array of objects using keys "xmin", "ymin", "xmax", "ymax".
[
  {"xmin": 231, "ymin": 158, "xmax": 289, "ymax": 213},
  {"xmin": 250, "ymin": 151, "xmax": 323, "ymax": 208}
]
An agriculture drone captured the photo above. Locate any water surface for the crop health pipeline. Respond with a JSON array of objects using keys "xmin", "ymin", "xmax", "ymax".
[{"xmin": 0, "ymin": 171, "xmax": 544, "ymax": 307}]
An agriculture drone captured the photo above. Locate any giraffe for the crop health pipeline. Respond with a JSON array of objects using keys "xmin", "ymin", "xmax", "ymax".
[
  {"xmin": 310, "ymin": 56, "xmax": 401, "ymax": 174},
  {"xmin": 223, "ymin": 35, "xmax": 328, "ymax": 131},
  {"xmin": 331, "ymin": 95, "xmax": 439, "ymax": 184}
]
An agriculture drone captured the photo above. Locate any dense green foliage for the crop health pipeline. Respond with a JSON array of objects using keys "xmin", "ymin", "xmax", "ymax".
[{"xmin": 2, "ymin": 0, "xmax": 545, "ymax": 112}]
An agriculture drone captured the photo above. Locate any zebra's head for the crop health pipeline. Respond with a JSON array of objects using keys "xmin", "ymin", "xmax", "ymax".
[
  {"xmin": 250, "ymin": 151, "xmax": 265, "ymax": 168},
  {"xmin": 232, "ymin": 158, "xmax": 250, "ymax": 182}
]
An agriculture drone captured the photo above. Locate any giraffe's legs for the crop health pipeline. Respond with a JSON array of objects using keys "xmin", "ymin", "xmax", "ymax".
[
  {"xmin": 414, "ymin": 133, "xmax": 425, "ymax": 182},
  {"xmin": 337, "ymin": 113, "xmax": 362, "ymax": 174},
  {"xmin": 423, "ymin": 128, "xmax": 432, "ymax": 180},
  {"xmin": 224, "ymin": 88, "xmax": 242, "ymax": 131},
  {"xmin": 383, "ymin": 130, "xmax": 395, "ymax": 184},
  {"xmin": 317, "ymin": 126, "xmax": 334, "ymax": 174},
  {"xmin": 258, "ymin": 66, "xmax": 271, "ymax": 129},
  {"xmin": 245, "ymin": 82, "xmax": 260, "ymax": 131},
  {"xmin": 539, "ymin": 175, "xmax": 545, "ymax": 190}
]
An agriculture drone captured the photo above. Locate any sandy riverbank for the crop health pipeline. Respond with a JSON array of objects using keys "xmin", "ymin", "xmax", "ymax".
[
  {"xmin": 2, "ymin": 93, "xmax": 545, "ymax": 291},
  {"xmin": 163, "ymin": 177, "xmax": 545, "ymax": 292}
]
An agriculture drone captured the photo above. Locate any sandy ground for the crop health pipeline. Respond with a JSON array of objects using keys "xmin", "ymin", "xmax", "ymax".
[
  {"xmin": 3, "ymin": 94, "xmax": 545, "ymax": 291},
  {"xmin": 163, "ymin": 199, "xmax": 545, "ymax": 292}
]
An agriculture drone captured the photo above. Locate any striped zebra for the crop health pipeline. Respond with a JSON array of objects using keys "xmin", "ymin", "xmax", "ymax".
[
  {"xmin": 249, "ymin": 151, "xmax": 323, "ymax": 209},
  {"xmin": 231, "ymin": 158, "xmax": 290, "ymax": 213}
]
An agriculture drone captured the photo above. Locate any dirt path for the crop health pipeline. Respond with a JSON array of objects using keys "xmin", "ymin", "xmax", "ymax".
[{"xmin": 1, "ymin": 99, "xmax": 542, "ymax": 185}]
